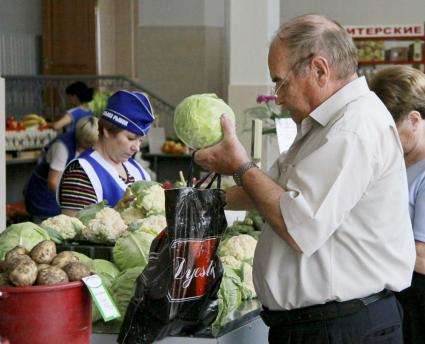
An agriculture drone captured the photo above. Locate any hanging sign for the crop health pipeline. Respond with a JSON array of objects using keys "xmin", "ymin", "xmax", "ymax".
[{"xmin": 345, "ymin": 24, "xmax": 423, "ymax": 38}]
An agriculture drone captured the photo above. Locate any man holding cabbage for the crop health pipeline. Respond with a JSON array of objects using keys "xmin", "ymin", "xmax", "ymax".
[{"xmin": 194, "ymin": 14, "xmax": 414, "ymax": 344}]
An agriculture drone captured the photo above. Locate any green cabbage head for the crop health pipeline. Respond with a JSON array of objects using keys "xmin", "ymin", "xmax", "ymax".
[
  {"xmin": 174, "ymin": 94, "xmax": 236, "ymax": 149},
  {"xmin": 110, "ymin": 266, "xmax": 145, "ymax": 320},
  {"xmin": 0, "ymin": 222, "xmax": 50, "ymax": 260},
  {"xmin": 112, "ymin": 231, "xmax": 156, "ymax": 271}
]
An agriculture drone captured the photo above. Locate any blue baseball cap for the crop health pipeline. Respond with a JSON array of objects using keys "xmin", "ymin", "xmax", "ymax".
[{"xmin": 101, "ymin": 90, "xmax": 155, "ymax": 136}]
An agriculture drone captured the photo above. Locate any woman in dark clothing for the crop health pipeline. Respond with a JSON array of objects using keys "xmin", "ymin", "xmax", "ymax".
[{"xmin": 24, "ymin": 116, "xmax": 98, "ymax": 222}]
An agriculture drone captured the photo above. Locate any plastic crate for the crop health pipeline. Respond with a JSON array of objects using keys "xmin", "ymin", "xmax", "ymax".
[{"xmin": 56, "ymin": 242, "xmax": 114, "ymax": 261}]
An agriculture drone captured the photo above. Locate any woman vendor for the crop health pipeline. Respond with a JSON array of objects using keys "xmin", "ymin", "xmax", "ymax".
[
  {"xmin": 24, "ymin": 116, "xmax": 99, "ymax": 222},
  {"xmin": 50, "ymin": 81, "xmax": 95, "ymax": 133},
  {"xmin": 58, "ymin": 90, "xmax": 154, "ymax": 216}
]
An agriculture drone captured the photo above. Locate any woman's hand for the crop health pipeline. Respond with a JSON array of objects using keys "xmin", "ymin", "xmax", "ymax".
[{"xmin": 194, "ymin": 114, "xmax": 250, "ymax": 175}]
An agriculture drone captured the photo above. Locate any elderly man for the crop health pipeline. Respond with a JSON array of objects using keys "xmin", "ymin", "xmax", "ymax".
[{"xmin": 195, "ymin": 14, "xmax": 415, "ymax": 344}]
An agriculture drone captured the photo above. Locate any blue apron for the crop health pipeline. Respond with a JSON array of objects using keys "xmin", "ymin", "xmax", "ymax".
[
  {"xmin": 78, "ymin": 149, "xmax": 149, "ymax": 207},
  {"xmin": 24, "ymin": 132, "xmax": 77, "ymax": 218},
  {"xmin": 64, "ymin": 107, "xmax": 93, "ymax": 132}
]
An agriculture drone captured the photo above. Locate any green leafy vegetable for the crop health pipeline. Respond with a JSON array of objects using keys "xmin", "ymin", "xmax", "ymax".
[
  {"xmin": 0, "ymin": 222, "xmax": 50, "ymax": 260},
  {"xmin": 89, "ymin": 259, "xmax": 120, "ymax": 322},
  {"xmin": 73, "ymin": 252, "xmax": 93, "ymax": 264},
  {"xmin": 110, "ymin": 266, "xmax": 145, "ymax": 320},
  {"xmin": 213, "ymin": 267, "xmax": 243, "ymax": 329},
  {"xmin": 174, "ymin": 93, "xmax": 236, "ymax": 149},
  {"xmin": 88, "ymin": 90, "xmax": 113, "ymax": 117},
  {"xmin": 112, "ymin": 231, "xmax": 156, "ymax": 271}
]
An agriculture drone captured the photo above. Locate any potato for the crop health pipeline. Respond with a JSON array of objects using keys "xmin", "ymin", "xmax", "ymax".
[
  {"xmin": 0, "ymin": 260, "xmax": 7, "ymax": 273},
  {"xmin": 30, "ymin": 240, "xmax": 56, "ymax": 264},
  {"xmin": 6, "ymin": 254, "xmax": 33, "ymax": 272},
  {"xmin": 37, "ymin": 264, "xmax": 51, "ymax": 272},
  {"xmin": 5, "ymin": 245, "xmax": 29, "ymax": 263},
  {"xmin": 63, "ymin": 262, "xmax": 90, "ymax": 281},
  {"xmin": 0, "ymin": 272, "xmax": 10, "ymax": 286},
  {"xmin": 9, "ymin": 260, "xmax": 38, "ymax": 286},
  {"xmin": 51, "ymin": 251, "xmax": 78, "ymax": 269},
  {"xmin": 37, "ymin": 266, "xmax": 69, "ymax": 285}
]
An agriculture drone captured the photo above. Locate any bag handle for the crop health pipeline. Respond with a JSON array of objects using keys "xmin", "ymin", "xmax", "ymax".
[{"xmin": 187, "ymin": 152, "xmax": 221, "ymax": 189}]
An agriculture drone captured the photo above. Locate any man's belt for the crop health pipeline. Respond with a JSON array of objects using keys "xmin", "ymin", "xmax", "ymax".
[{"xmin": 260, "ymin": 289, "xmax": 392, "ymax": 327}]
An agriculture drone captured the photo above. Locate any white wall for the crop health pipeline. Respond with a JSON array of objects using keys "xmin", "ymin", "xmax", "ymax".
[
  {"xmin": 0, "ymin": 0, "xmax": 42, "ymax": 34},
  {"xmin": 139, "ymin": 0, "xmax": 203, "ymax": 26},
  {"xmin": 139, "ymin": 0, "xmax": 224, "ymax": 27},
  {"xmin": 205, "ymin": 0, "xmax": 225, "ymax": 27},
  {"xmin": 227, "ymin": 0, "xmax": 278, "ymax": 85},
  {"xmin": 280, "ymin": 0, "xmax": 425, "ymax": 25}
]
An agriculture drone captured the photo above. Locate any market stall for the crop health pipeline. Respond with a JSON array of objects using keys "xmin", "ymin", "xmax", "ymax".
[{"xmin": 0, "ymin": 179, "xmax": 267, "ymax": 343}]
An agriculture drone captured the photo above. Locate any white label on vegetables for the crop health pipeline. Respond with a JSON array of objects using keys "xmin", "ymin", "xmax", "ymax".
[{"xmin": 82, "ymin": 274, "xmax": 120, "ymax": 321}]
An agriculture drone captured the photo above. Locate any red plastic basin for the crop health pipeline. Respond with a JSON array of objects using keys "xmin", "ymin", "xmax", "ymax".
[{"xmin": 0, "ymin": 280, "xmax": 92, "ymax": 344}]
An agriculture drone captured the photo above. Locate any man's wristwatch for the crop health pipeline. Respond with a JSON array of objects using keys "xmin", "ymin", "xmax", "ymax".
[{"xmin": 233, "ymin": 161, "xmax": 258, "ymax": 186}]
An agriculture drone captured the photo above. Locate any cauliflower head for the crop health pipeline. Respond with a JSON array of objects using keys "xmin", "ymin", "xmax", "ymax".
[
  {"xmin": 82, "ymin": 207, "xmax": 127, "ymax": 244},
  {"xmin": 131, "ymin": 181, "xmax": 165, "ymax": 215},
  {"xmin": 220, "ymin": 234, "xmax": 257, "ymax": 261},
  {"xmin": 119, "ymin": 207, "xmax": 145, "ymax": 225},
  {"xmin": 220, "ymin": 255, "xmax": 242, "ymax": 270},
  {"xmin": 41, "ymin": 214, "xmax": 85, "ymax": 241},
  {"xmin": 136, "ymin": 184, "xmax": 165, "ymax": 215},
  {"xmin": 130, "ymin": 214, "xmax": 167, "ymax": 235}
]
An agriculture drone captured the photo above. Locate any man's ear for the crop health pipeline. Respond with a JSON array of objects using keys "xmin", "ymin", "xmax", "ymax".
[
  {"xmin": 310, "ymin": 56, "xmax": 330, "ymax": 86},
  {"xmin": 407, "ymin": 110, "xmax": 422, "ymax": 129}
]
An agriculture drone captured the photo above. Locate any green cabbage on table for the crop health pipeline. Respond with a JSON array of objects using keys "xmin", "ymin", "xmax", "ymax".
[
  {"xmin": 112, "ymin": 231, "xmax": 156, "ymax": 271},
  {"xmin": 0, "ymin": 222, "xmax": 50, "ymax": 260},
  {"xmin": 110, "ymin": 266, "xmax": 145, "ymax": 320}
]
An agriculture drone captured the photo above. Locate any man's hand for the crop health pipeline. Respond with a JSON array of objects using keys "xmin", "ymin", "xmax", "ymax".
[{"xmin": 194, "ymin": 114, "xmax": 250, "ymax": 175}]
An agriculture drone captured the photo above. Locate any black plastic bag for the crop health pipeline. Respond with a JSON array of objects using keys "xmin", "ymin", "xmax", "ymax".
[{"xmin": 118, "ymin": 173, "xmax": 227, "ymax": 344}]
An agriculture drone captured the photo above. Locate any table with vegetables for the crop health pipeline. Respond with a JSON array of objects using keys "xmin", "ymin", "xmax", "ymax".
[
  {"xmin": 0, "ymin": 93, "xmax": 269, "ymax": 343},
  {"xmin": 0, "ymin": 182, "xmax": 267, "ymax": 343}
]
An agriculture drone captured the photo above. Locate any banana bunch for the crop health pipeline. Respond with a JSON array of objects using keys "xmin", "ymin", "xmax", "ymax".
[{"xmin": 20, "ymin": 114, "xmax": 47, "ymax": 128}]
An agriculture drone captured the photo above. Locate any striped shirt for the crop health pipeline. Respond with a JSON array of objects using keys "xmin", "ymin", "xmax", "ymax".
[{"xmin": 59, "ymin": 160, "xmax": 135, "ymax": 210}]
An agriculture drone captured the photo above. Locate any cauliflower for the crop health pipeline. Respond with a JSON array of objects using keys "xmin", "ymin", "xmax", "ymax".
[
  {"xmin": 134, "ymin": 183, "xmax": 165, "ymax": 215},
  {"xmin": 119, "ymin": 207, "xmax": 145, "ymax": 225},
  {"xmin": 219, "ymin": 234, "xmax": 257, "ymax": 261},
  {"xmin": 41, "ymin": 214, "xmax": 85, "ymax": 242},
  {"xmin": 115, "ymin": 181, "xmax": 165, "ymax": 216},
  {"xmin": 220, "ymin": 255, "xmax": 242, "ymax": 270},
  {"xmin": 82, "ymin": 207, "xmax": 127, "ymax": 244},
  {"xmin": 128, "ymin": 215, "xmax": 167, "ymax": 235}
]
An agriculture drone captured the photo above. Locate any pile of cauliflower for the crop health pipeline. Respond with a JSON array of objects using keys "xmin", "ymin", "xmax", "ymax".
[
  {"xmin": 115, "ymin": 180, "xmax": 167, "ymax": 235},
  {"xmin": 40, "ymin": 181, "xmax": 167, "ymax": 245},
  {"xmin": 115, "ymin": 181, "xmax": 165, "ymax": 217}
]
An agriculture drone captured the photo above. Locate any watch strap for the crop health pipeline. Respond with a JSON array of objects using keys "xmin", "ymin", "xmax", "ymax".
[{"xmin": 233, "ymin": 161, "xmax": 258, "ymax": 186}]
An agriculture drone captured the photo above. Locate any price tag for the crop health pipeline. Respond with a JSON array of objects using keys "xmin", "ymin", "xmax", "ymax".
[{"xmin": 82, "ymin": 274, "xmax": 120, "ymax": 322}]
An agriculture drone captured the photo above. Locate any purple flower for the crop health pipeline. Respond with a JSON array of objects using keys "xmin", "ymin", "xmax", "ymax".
[{"xmin": 256, "ymin": 95, "xmax": 276, "ymax": 104}]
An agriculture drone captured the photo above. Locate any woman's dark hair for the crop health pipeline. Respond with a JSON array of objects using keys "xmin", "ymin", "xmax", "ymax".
[{"xmin": 65, "ymin": 81, "xmax": 94, "ymax": 103}]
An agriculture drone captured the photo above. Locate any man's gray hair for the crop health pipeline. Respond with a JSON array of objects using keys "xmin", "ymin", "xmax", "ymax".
[{"xmin": 276, "ymin": 14, "xmax": 358, "ymax": 79}]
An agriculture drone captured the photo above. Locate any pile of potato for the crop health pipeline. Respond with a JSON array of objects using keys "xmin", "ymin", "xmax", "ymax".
[{"xmin": 0, "ymin": 240, "xmax": 90, "ymax": 287}]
